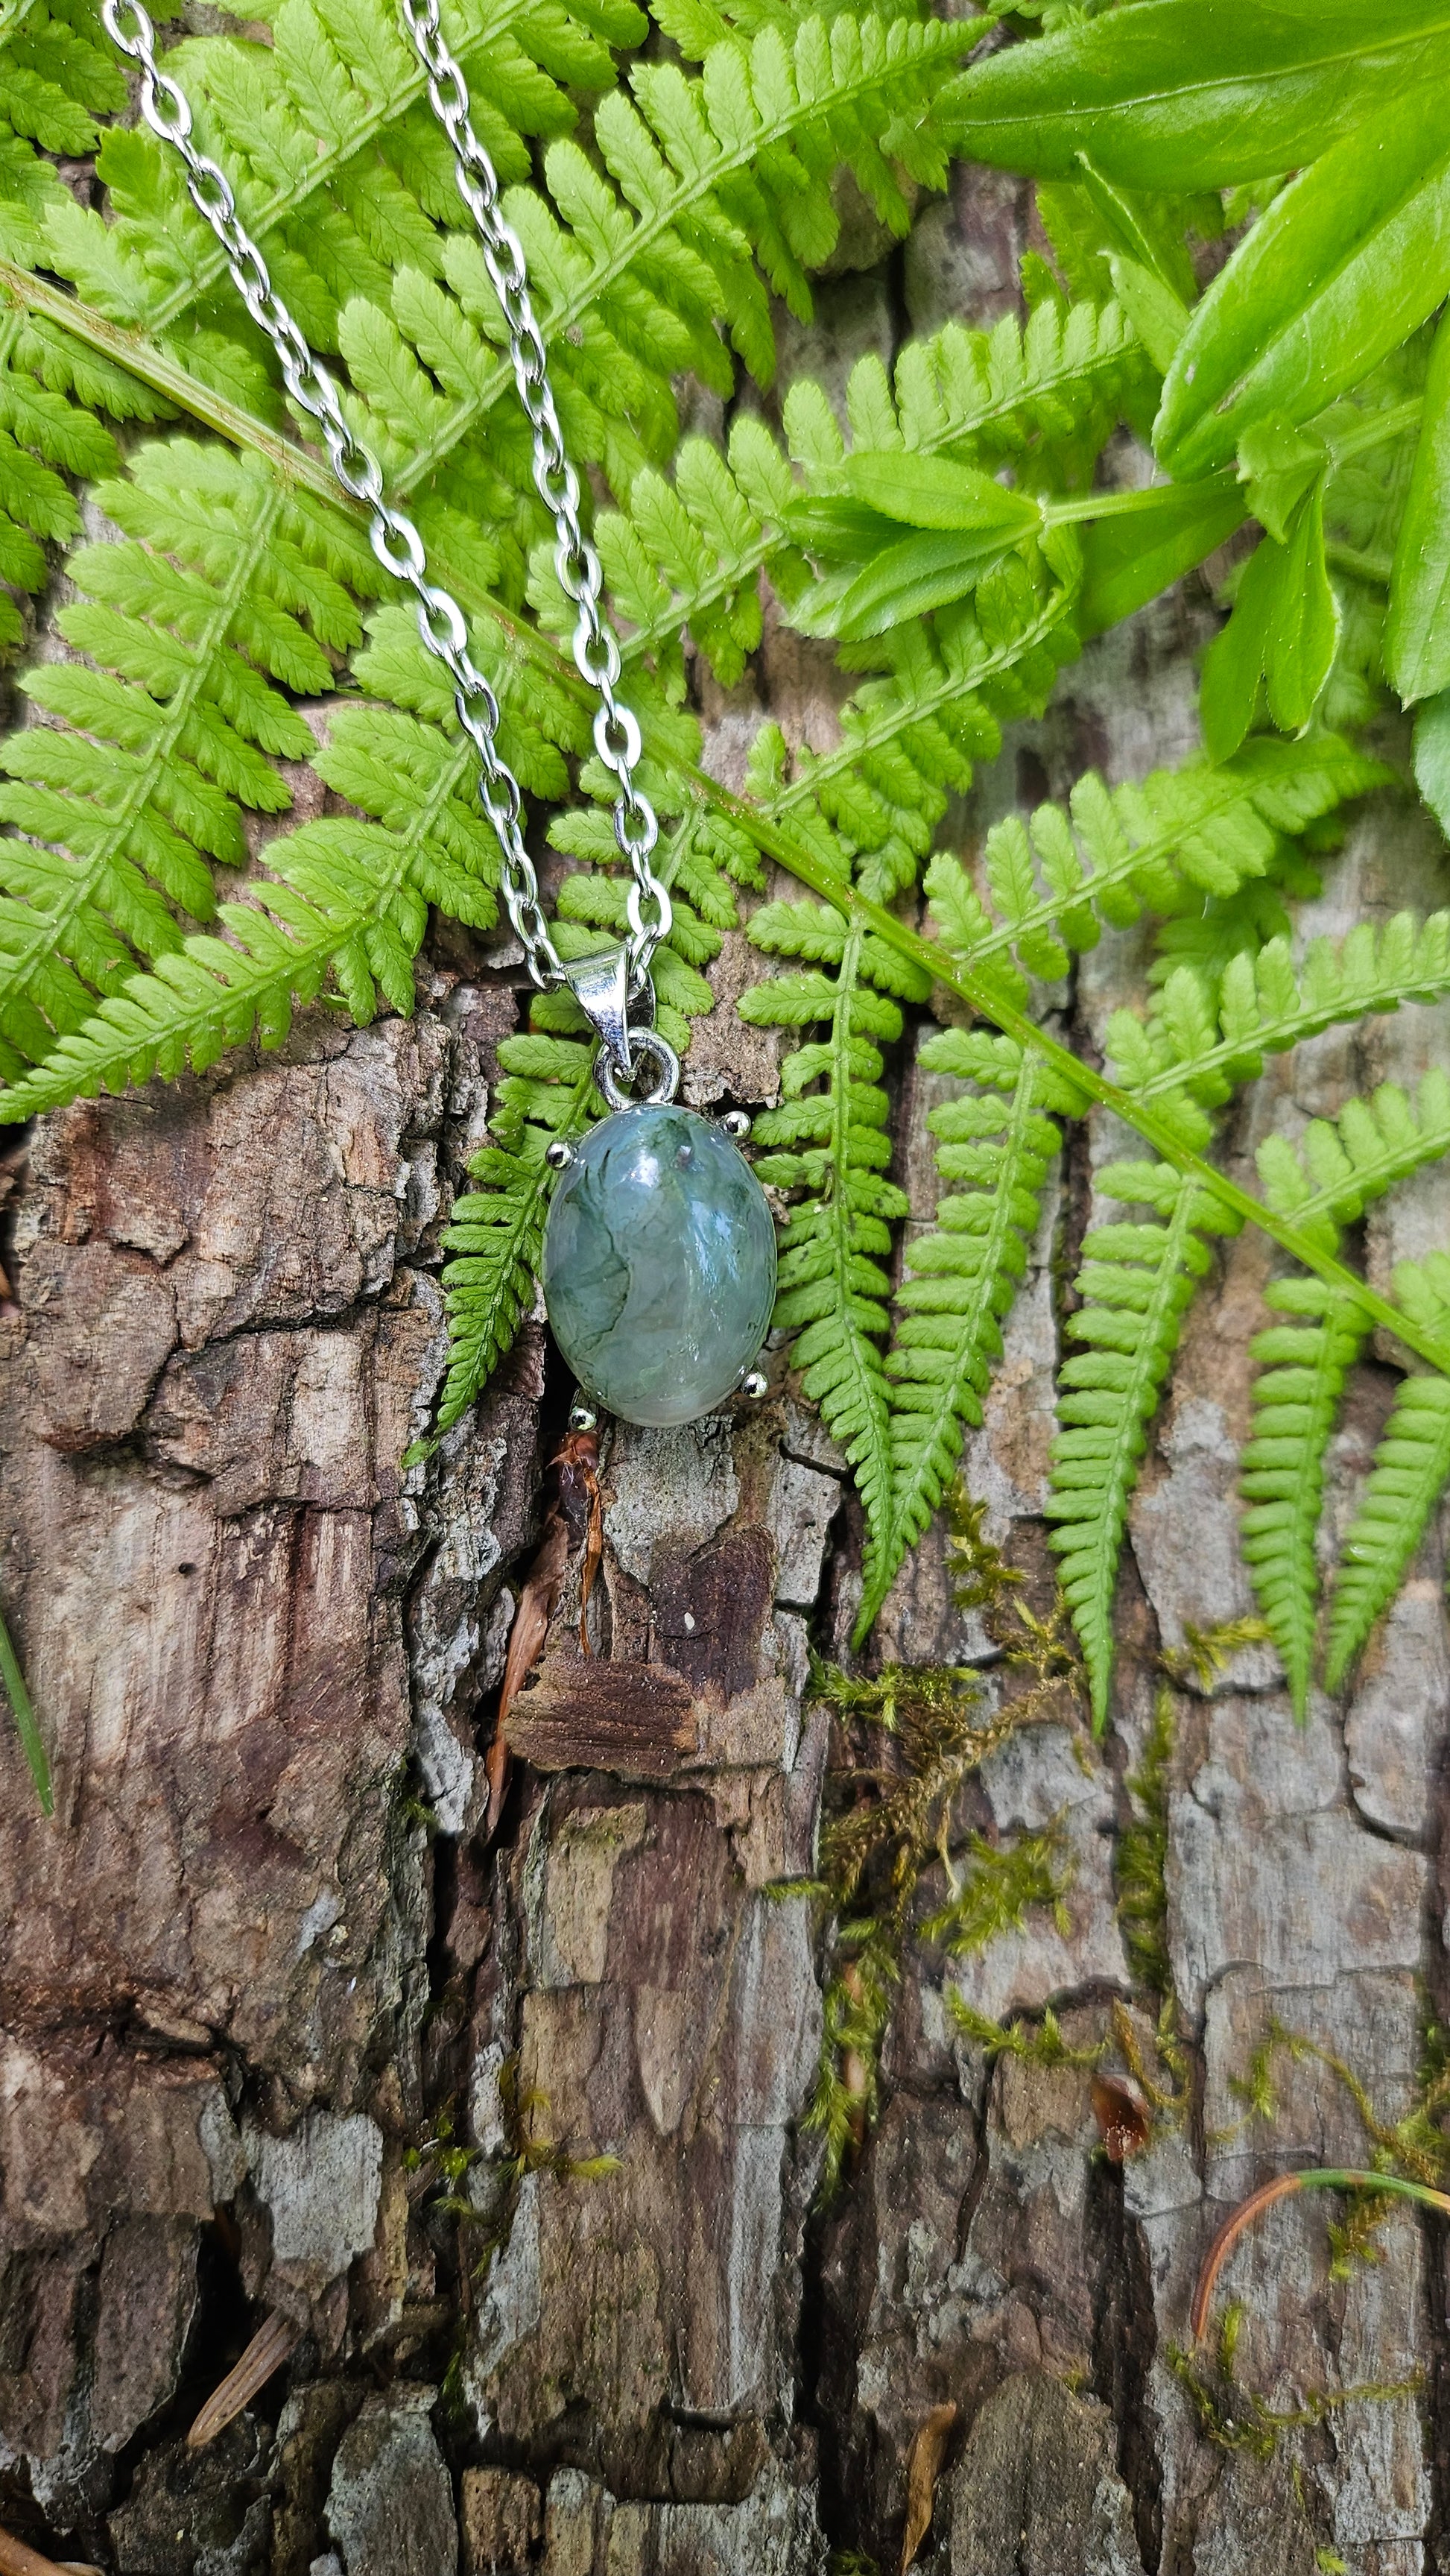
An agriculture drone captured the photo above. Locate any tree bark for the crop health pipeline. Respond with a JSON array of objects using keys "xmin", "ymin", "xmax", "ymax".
[{"xmin": 4, "ymin": 168, "xmax": 1450, "ymax": 2576}]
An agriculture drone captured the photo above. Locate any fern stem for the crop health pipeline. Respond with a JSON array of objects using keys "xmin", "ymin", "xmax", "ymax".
[
  {"xmin": 1191, "ymin": 2168, "xmax": 1450, "ymax": 2344},
  {"xmin": 817, "ymin": 925, "xmax": 896, "ymax": 1573}
]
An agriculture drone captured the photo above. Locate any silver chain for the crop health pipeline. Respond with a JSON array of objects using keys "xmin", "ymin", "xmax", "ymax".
[{"xmin": 100, "ymin": 0, "xmax": 671, "ymax": 1003}]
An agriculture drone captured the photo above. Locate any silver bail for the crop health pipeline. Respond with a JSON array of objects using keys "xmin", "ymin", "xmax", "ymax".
[
  {"xmin": 559, "ymin": 942, "xmax": 680, "ymax": 1113},
  {"xmin": 560, "ymin": 943, "xmax": 636, "ymax": 1085}
]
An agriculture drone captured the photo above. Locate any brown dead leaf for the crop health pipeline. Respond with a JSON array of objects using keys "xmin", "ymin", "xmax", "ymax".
[
  {"xmin": 1091, "ymin": 2071, "xmax": 1151, "ymax": 2164},
  {"xmin": 186, "ymin": 2310, "xmax": 299, "ymax": 2448},
  {"xmin": 900, "ymin": 2400, "xmax": 957, "ymax": 2572},
  {"xmin": 488, "ymin": 1425, "xmax": 601, "ymax": 1836}
]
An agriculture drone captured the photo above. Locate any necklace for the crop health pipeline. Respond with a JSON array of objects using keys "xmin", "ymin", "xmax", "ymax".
[{"xmin": 101, "ymin": 0, "xmax": 777, "ymax": 1432}]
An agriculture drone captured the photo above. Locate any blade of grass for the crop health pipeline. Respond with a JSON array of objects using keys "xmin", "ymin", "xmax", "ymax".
[
  {"xmin": 1192, "ymin": 2167, "xmax": 1450, "ymax": 2339},
  {"xmin": 0, "ymin": 1601, "xmax": 52, "ymax": 1816}
]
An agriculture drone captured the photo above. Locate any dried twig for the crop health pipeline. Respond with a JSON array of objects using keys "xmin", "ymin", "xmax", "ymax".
[
  {"xmin": 488, "ymin": 1426, "xmax": 601, "ymax": 1834},
  {"xmin": 186, "ymin": 2310, "xmax": 299, "ymax": 2447},
  {"xmin": 1191, "ymin": 2168, "xmax": 1450, "ymax": 2342}
]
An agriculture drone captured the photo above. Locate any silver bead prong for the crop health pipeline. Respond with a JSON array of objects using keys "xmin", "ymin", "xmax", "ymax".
[
  {"xmin": 720, "ymin": 1108, "xmax": 752, "ymax": 1142},
  {"xmin": 546, "ymin": 1137, "xmax": 575, "ymax": 1171},
  {"xmin": 569, "ymin": 1401, "xmax": 599, "ymax": 1434},
  {"xmin": 740, "ymin": 1368, "xmax": 769, "ymax": 1402}
]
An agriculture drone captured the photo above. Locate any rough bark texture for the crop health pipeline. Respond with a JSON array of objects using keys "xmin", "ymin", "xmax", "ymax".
[{"xmin": 4, "ymin": 166, "xmax": 1450, "ymax": 2576}]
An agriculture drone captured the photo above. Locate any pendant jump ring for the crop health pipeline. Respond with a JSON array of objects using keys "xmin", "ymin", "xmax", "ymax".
[{"xmin": 594, "ymin": 1029, "xmax": 680, "ymax": 1113}]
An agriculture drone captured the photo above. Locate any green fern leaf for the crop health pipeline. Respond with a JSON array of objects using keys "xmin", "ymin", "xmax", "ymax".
[
  {"xmin": 45, "ymin": 4, "xmax": 963, "ymax": 518},
  {"xmin": 437, "ymin": 1032, "xmax": 599, "ymax": 1430},
  {"xmin": 0, "ymin": 0, "xmax": 124, "ymax": 259},
  {"xmin": 1239, "ymin": 1278, "xmax": 1367, "ymax": 1720},
  {"xmin": 0, "ymin": 307, "xmax": 171, "ymax": 654},
  {"xmin": 1257, "ymin": 1069, "xmax": 1450, "ymax": 1256},
  {"xmin": 0, "ymin": 437, "xmax": 383, "ymax": 1084},
  {"xmin": 1105, "ymin": 911, "xmax": 1450, "ymax": 1151},
  {"xmin": 925, "ymin": 735, "xmax": 1387, "ymax": 1006},
  {"xmin": 741, "ymin": 897, "xmax": 928, "ymax": 1568},
  {"xmin": 1319, "ymin": 1255, "xmax": 1450, "ymax": 1689},
  {"xmin": 43, "ymin": 0, "xmax": 639, "ymax": 359},
  {"xmin": 853, "ymin": 1029, "xmax": 1083, "ymax": 1638},
  {"xmin": 1047, "ymin": 1161, "xmax": 1240, "ymax": 1731},
  {"xmin": 0, "ymin": 710, "xmax": 504, "ymax": 1117}
]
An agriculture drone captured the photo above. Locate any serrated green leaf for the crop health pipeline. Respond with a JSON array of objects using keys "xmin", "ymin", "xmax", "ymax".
[{"xmin": 1414, "ymin": 689, "xmax": 1450, "ymax": 835}]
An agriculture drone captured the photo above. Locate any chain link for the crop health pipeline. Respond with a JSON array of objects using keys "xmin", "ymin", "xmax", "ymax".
[{"xmin": 100, "ymin": 0, "xmax": 671, "ymax": 994}]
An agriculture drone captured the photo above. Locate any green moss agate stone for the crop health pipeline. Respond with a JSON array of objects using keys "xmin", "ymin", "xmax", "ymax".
[{"xmin": 542, "ymin": 1104, "xmax": 776, "ymax": 1427}]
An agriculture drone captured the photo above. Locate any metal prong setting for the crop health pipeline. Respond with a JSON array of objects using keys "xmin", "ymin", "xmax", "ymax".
[
  {"xmin": 569, "ymin": 1401, "xmax": 599, "ymax": 1433},
  {"xmin": 545, "ymin": 1137, "xmax": 575, "ymax": 1170},
  {"xmin": 740, "ymin": 1368, "xmax": 769, "ymax": 1401},
  {"xmin": 720, "ymin": 1108, "xmax": 752, "ymax": 1142}
]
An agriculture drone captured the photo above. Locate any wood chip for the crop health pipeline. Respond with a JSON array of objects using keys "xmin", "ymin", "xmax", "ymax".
[
  {"xmin": 900, "ymin": 2399, "xmax": 957, "ymax": 2573},
  {"xmin": 186, "ymin": 2310, "xmax": 299, "ymax": 2448},
  {"xmin": 503, "ymin": 1656, "xmax": 696, "ymax": 1780}
]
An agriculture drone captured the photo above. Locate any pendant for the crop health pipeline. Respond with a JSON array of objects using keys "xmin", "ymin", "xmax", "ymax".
[{"xmin": 541, "ymin": 948, "xmax": 776, "ymax": 1429}]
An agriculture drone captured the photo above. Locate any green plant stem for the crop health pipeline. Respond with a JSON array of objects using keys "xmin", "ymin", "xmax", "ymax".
[
  {"xmin": 1192, "ymin": 2166, "xmax": 1450, "ymax": 2341},
  {"xmin": 1326, "ymin": 541, "xmax": 1393, "ymax": 588},
  {"xmin": 7, "ymin": 263, "xmax": 1449, "ymax": 1384},
  {"xmin": 1326, "ymin": 395, "xmax": 1425, "ymax": 465},
  {"xmin": 0, "ymin": 1600, "xmax": 52, "ymax": 1816},
  {"xmin": 1044, "ymin": 472, "xmax": 1238, "ymax": 525}
]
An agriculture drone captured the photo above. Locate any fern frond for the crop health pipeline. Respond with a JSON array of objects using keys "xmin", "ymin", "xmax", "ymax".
[
  {"xmin": 1046, "ymin": 1162, "xmax": 1240, "ymax": 1731},
  {"xmin": 44, "ymin": 0, "xmax": 640, "ymax": 359},
  {"xmin": 1324, "ymin": 1256, "xmax": 1450, "ymax": 1689},
  {"xmin": 0, "ymin": 0, "xmax": 124, "ymax": 260},
  {"xmin": 1106, "ymin": 912, "xmax": 1450, "ymax": 1147},
  {"xmin": 730, "ymin": 552, "xmax": 1078, "ymax": 910},
  {"xmin": 437, "ymin": 1032, "xmax": 599, "ymax": 1431},
  {"xmin": 1256, "ymin": 1070, "xmax": 1450, "ymax": 1257},
  {"xmin": 0, "ymin": 436, "xmax": 384, "ymax": 1084},
  {"xmin": 0, "ymin": 696, "xmax": 510, "ymax": 1117},
  {"xmin": 741, "ymin": 898, "xmax": 928, "ymax": 1568},
  {"xmin": 923, "ymin": 736, "xmax": 1386, "ymax": 1008},
  {"xmin": 852, "ymin": 1029, "xmax": 1080, "ymax": 1639},
  {"xmin": 1239, "ymin": 1278, "xmax": 1367, "ymax": 1720},
  {"xmin": 548, "ymin": 295, "xmax": 1138, "ymax": 701},
  {"xmin": 0, "ymin": 306, "xmax": 171, "ymax": 654},
  {"xmin": 311, "ymin": 10, "xmax": 966, "ymax": 537}
]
